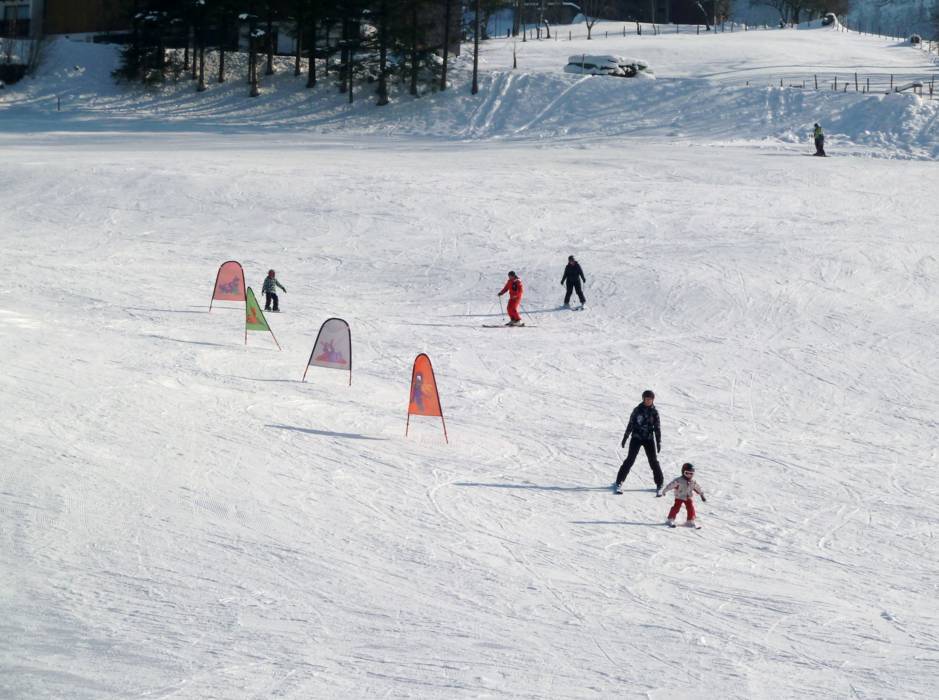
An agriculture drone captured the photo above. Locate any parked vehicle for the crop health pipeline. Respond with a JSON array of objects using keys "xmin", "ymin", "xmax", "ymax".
[{"xmin": 564, "ymin": 55, "xmax": 654, "ymax": 79}]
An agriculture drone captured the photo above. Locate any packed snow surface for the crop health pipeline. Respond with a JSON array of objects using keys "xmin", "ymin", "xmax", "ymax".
[{"xmin": 1, "ymin": 20, "xmax": 938, "ymax": 700}]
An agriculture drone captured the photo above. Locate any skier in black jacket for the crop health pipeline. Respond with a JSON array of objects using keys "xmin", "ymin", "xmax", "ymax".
[
  {"xmin": 614, "ymin": 389, "xmax": 663, "ymax": 495},
  {"xmin": 560, "ymin": 255, "xmax": 586, "ymax": 308}
]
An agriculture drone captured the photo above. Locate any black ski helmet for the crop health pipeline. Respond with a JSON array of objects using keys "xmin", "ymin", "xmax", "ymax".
[
  {"xmin": 642, "ymin": 389, "xmax": 655, "ymax": 400},
  {"xmin": 508, "ymin": 270, "xmax": 517, "ymax": 278},
  {"xmin": 814, "ymin": 122, "xmax": 820, "ymax": 128},
  {"xmin": 568, "ymin": 255, "xmax": 575, "ymax": 262},
  {"xmin": 682, "ymin": 463, "xmax": 695, "ymax": 475}
]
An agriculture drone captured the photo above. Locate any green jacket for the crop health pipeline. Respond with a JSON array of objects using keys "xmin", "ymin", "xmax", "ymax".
[
  {"xmin": 262, "ymin": 277, "xmax": 285, "ymax": 294},
  {"xmin": 813, "ymin": 125, "xmax": 824, "ymax": 139}
]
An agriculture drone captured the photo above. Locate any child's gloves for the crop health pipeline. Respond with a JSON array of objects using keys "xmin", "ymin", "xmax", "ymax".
[{"xmin": 701, "ymin": 495, "xmax": 707, "ymax": 502}]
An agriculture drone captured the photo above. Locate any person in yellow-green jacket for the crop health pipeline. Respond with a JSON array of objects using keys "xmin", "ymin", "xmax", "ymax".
[{"xmin": 813, "ymin": 123, "xmax": 826, "ymax": 156}]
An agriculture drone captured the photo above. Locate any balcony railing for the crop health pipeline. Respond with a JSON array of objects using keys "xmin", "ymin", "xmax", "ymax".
[{"xmin": 0, "ymin": 19, "xmax": 30, "ymax": 39}]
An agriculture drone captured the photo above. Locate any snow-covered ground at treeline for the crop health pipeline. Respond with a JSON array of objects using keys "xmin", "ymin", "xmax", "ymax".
[{"xmin": 2, "ymin": 19, "xmax": 939, "ymax": 700}]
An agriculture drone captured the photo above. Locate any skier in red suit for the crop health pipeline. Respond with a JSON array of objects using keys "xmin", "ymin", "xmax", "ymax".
[{"xmin": 498, "ymin": 271, "xmax": 524, "ymax": 326}]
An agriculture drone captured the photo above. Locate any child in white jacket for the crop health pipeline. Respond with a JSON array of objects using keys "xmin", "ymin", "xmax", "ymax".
[{"xmin": 662, "ymin": 462, "xmax": 706, "ymax": 528}]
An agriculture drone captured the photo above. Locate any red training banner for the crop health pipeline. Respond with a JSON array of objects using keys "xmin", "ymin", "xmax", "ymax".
[
  {"xmin": 302, "ymin": 318, "xmax": 352, "ymax": 384},
  {"xmin": 406, "ymin": 353, "xmax": 448, "ymax": 443},
  {"xmin": 210, "ymin": 260, "xmax": 246, "ymax": 311}
]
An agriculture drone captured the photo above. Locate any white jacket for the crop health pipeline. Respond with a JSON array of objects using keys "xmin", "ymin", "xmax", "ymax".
[{"xmin": 662, "ymin": 476, "xmax": 704, "ymax": 501}]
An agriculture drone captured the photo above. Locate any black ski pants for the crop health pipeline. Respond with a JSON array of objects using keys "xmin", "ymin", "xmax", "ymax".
[
  {"xmin": 564, "ymin": 279, "xmax": 586, "ymax": 305},
  {"xmin": 815, "ymin": 137, "xmax": 826, "ymax": 156},
  {"xmin": 616, "ymin": 437, "xmax": 662, "ymax": 488},
  {"xmin": 264, "ymin": 292, "xmax": 279, "ymax": 311}
]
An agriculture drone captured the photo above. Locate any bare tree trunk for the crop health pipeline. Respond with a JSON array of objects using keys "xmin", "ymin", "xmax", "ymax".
[
  {"xmin": 440, "ymin": 0, "xmax": 452, "ymax": 91},
  {"xmin": 409, "ymin": 6, "xmax": 418, "ymax": 97},
  {"xmin": 294, "ymin": 3, "xmax": 302, "ymax": 77},
  {"xmin": 472, "ymin": 0, "xmax": 480, "ymax": 94},
  {"xmin": 306, "ymin": 10, "xmax": 317, "ymax": 88},
  {"xmin": 217, "ymin": 5, "xmax": 227, "ymax": 83},
  {"xmin": 265, "ymin": 4, "xmax": 274, "ymax": 76},
  {"xmin": 249, "ymin": 8, "xmax": 260, "ymax": 96},
  {"xmin": 377, "ymin": 0, "xmax": 389, "ymax": 105}
]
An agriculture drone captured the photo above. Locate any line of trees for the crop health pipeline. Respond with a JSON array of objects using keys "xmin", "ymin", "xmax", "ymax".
[
  {"xmin": 113, "ymin": 0, "xmax": 468, "ymax": 102},
  {"xmin": 750, "ymin": 0, "xmax": 852, "ymax": 25}
]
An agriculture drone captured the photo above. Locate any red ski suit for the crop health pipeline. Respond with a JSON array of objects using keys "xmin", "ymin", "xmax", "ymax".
[{"xmin": 499, "ymin": 277, "xmax": 524, "ymax": 322}]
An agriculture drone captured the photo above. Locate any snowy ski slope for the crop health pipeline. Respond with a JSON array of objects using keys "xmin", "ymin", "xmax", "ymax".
[{"xmin": 1, "ymin": 20, "xmax": 938, "ymax": 700}]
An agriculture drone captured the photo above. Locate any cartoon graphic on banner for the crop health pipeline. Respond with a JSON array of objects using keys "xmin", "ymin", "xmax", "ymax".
[
  {"xmin": 406, "ymin": 353, "xmax": 448, "ymax": 443},
  {"xmin": 303, "ymin": 318, "xmax": 352, "ymax": 384},
  {"xmin": 210, "ymin": 260, "xmax": 246, "ymax": 310}
]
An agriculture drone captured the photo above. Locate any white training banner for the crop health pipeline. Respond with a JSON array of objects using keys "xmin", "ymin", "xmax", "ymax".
[{"xmin": 303, "ymin": 318, "xmax": 352, "ymax": 383}]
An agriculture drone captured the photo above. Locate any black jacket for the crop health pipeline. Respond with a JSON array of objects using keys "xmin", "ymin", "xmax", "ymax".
[
  {"xmin": 561, "ymin": 262, "xmax": 585, "ymax": 285},
  {"xmin": 623, "ymin": 403, "xmax": 661, "ymax": 446}
]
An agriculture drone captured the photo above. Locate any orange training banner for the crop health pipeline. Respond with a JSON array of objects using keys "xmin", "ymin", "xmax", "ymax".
[
  {"xmin": 406, "ymin": 353, "xmax": 448, "ymax": 443},
  {"xmin": 303, "ymin": 318, "xmax": 352, "ymax": 383},
  {"xmin": 210, "ymin": 260, "xmax": 246, "ymax": 310}
]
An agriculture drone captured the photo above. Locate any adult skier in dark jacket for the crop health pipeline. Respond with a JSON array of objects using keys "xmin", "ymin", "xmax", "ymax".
[
  {"xmin": 560, "ymin": 255, "xmax": 586, "ymax": 307},
  {"xmin": 614, "ymin": 389, "xmax": 663, "ymax": 494}
]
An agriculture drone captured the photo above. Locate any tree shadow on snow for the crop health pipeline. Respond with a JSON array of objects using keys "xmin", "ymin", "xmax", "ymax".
[
  {"xmin": 126, "ymin": 306, "xmax": 207, "ymax": 314},
  {"xmin": 267, "ymin": 424, "xmax": 388, "ymax": 441},
  {"xmin": 571, "ymin": 520, "xmax": 663, "ymax": 527},
  {"xmin": 448, "ymin": 306, "xmax": 568, "ymax": 318},
  {"xmin": 146, "ymin": 334, "xmax": 232, "ymax": 348},
  {"xmin": 454, "ymin": 482, "xmax": 609, "ymax": 492}
]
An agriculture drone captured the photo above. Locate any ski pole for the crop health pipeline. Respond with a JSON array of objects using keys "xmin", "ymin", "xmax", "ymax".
[
  {"xmin": 499, "ymin": 296, "xmax": 505, "ymax": 320},
  {"xmin": 520, "ymin": 303, "xmax": 536, "ymax": 325}
]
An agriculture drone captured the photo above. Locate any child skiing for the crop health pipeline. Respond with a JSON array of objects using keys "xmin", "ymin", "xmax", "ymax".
[
  {"xmin": 497, "ymin": 271, "xmax": 524, "ymax": 326},
  {"xmin": 662, "ymin": 463, "xmax": 707, "ymax": 528},
  {"xmin": 813, "ymin": 123, "xmax": 826, "ymax": 156},
  {"xmin": 262, "ymin": 269, "xmax": 286, "ymax": 312}
]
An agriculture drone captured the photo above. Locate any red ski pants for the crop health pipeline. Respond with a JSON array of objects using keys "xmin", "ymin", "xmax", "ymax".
[
  {"xmin": 667, "ymin": 498, "xmax": 696, "ymax": 521},
  {"xmin": 507, "ymin": 298, "xmax": 521, "ymax": 322}
]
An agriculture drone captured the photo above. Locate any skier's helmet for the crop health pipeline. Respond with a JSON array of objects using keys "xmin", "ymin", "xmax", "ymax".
[
  {"xmin": 568, "ymin": 255, "xmax": 575, "ymax": 262},
  {"xmin": 814, "ymin": 123, "xmax": 819, "ymax": 128},
  {"xmin": 642, "ymin": 389, "xmax": 655, "ymax": 400},
  {"xmin": 268, "ymin": 269, "xmax": 275, "ymax": 275},
  {"xmin": 682, "ymin": 463, "xmax": 695, "ymax": 476},
  {"xmin": 508, "ymin": 270, "xmax": 517, "ymax": 278}
]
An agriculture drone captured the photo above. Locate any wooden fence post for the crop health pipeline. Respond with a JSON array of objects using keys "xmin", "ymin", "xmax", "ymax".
[
  {"xmin": 855, "ymin": 72, "xmax": 858, "ymax": 91},
  {"xmin": 834, "ymin": 76, "xmax": 838, "ymax": 91},
  {"xmin": 890, "ymin": 74, "xmax": 893, "ymax": 92},
  {"xmin": 814, "ymin": 74, "xmax": 818, "ymax": 89}
]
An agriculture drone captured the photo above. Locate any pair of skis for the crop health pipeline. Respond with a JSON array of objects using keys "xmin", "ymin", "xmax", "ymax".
[
  {"xmin": 481, "ymin": 304, "xmax": 583, "ymax": 327},
  {"xmin": 613, "ymin": 483, "xmax": 702, "ymax": 529}
]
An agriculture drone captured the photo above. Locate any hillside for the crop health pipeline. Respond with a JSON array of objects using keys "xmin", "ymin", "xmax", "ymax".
[
  {"xmin": 2, "ymin": 21, "xmax": 938, "ymax": 158},
  {"xmin": 2, "ymin": 19, "xmax": 938, "ymax": 700}
]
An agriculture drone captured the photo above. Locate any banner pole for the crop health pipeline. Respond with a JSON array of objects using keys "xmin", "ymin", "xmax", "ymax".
[
  {"xmin": 209, "ymin": 266, "xmax": 224, "ymax": 312},
  {"xmin": 269, "ymin": 328, "xmax": 281, "ymax": 351},
  {"xmin": 440, "ymin": 413, "xmax": 449, "ymax": 444},
  {"xmin": 405, "ymin": 411, "xmax": 411, "ymax": 437}
]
